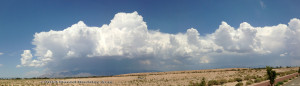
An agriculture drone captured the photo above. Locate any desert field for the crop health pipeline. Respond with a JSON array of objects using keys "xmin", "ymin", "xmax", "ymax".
[{"xmin": 0, "ymin": 67, "xmax": 298, "ymax": 86}]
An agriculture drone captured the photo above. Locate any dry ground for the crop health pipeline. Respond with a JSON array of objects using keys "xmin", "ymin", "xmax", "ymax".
[{"xmin": 0, "ymin": 67, "xmax": 298, "ymax": 86}]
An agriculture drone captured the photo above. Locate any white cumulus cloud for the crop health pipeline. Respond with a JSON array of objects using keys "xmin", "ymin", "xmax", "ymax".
[{"xmin": 18, "ymin": 11, "xmax": 300, "ymax": 76}]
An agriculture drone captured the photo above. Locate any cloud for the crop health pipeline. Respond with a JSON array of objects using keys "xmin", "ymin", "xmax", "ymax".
[
  {"xmin": 280, "ymin": 53, "xmax": 288, "ymax": 57},
  {"xmin": 0, "ymin": 52, "xmax": 3, "ymax": 55},
  {"xmin": 18, "ymin": 11, "xmax": 300, "ymax": 76},
  {"xmin": 139, "ymin": 60, "xmax": 151, "ymax": 65},
  {"xmin": 0, "ymin": 64, "xmax": 2, "ymax": 67},
  {"xmin": 17, "ymin": 50, "xmax": 52, "ymax": 67},
  {"xmin": 259, "ymin": 0, "xmax": 266, "ymax": 9},
  {"xmin": 25, "ymin": 70, "xmax": 41, "ymax": 77}
]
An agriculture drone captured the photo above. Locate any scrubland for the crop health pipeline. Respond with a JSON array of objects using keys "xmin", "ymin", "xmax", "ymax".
[{"xmin": 0, "ymin": 67, "xmax": 298, "ymax": 86}]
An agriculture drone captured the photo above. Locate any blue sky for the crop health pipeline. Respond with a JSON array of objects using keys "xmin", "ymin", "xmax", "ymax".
[{"xmin": 0, "ymin": 0, "xmax": 300, "ymax": 78}]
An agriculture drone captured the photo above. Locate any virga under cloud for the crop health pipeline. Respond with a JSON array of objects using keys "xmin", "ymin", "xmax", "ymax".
[{"xmin": 17, "ymin": 11, "xmax": 300, "ymax": 76}]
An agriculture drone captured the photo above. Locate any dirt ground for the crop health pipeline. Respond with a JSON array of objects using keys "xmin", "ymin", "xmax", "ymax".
[{"xmin": 0, "ymin": 67, "xmax": 298, "ymax": 86}]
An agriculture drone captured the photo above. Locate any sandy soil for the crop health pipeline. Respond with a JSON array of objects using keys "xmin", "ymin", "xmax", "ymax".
[{"xmin": 0, "ymin": 67, "xmax": 298, "ymax": 86}]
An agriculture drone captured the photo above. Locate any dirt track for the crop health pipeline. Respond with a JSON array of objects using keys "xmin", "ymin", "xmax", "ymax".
[
  {"xmin": 252, "ymin": 73, "xmax": 299, "ymax": 86},
  {"xmin": 284, "ymin": 76, "xmax": 300, "ymax": 86}
]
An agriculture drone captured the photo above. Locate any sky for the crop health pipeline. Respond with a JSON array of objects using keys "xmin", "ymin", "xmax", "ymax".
[{"xmin": 0, "ymin": 0, "xmax": 300, "ymax": 78}]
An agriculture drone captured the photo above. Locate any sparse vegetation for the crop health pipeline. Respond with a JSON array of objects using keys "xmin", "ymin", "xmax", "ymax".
[
  {"xmin": 275, "ymin": 81, "xmax": 283, "ymax": 86},
  {"xmin": 188, "ymin": 77, "xmax": 206, "ymax": 86},
  {"xmin": 200, "ymin": 78, "xmax": 206, "ymax": 86},
  {"xmin": 235, "ymin": 77, "xmax": 243, "ymax": 82},
  {"xmin": 228, "ymin": 78, "xmax": 235, "ymax": 82},
  {"xmin": 207, "ymin": 80, "xmax": 219, "ymax": 86},
  {"xmin": 246, "ymin": 80, "xmax": 253, "ymax": 85},
  {"xmin": 244, "ymin": 75, "xmax": 251, "ymax": 80},
  {"xmin": 235, "ymin": 82, "xmax": 243, "ymax": 86},
  {"xmin": 1, "ymin": 67, "xmax": 299, "ymax": 86},
  {"xmin": 254, "ymin": 78, "xmax": 263, "ymax": 83},
  {"xmin": 218, "ymin": 79, "xmax": 227, "ymax": 85}
]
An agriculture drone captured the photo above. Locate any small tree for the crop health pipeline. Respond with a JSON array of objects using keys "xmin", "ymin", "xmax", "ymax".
[
  {"xmin": 266, "ymin": 66, "xmax": 276, "ymax": 86},
  {"xmin": 200, "ymin": 77, "xmax": 206, "ymax": 86},
  {"xmin": 298, "ymin": 67, "xmax": 300, "ymax": 74}
]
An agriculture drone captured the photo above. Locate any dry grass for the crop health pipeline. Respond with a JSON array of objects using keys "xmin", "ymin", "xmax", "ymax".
[{"xmin": 0, "ymin": 67, "xmax": 298, "ymax": 86}]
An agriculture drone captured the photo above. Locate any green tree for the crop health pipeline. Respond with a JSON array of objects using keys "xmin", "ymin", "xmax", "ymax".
[
  {"xmin": 298, "ymin": 67, "xmax": 300, "ymax": 74},
  {"xmin": 266, "ymin": 66, "xmax": 276, "ymax": 86},
  {"xmin": 200, "ymin": 77, "xmax": 206, "ymax": 86}
]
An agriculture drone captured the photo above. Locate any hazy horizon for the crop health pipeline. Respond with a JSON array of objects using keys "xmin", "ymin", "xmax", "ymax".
[{"xmin": 1, "ymin": 0, "xmax": 300, "ymax": 78}]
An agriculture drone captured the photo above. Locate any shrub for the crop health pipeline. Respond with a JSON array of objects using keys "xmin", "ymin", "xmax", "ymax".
[
  {"xmin": 263, "ymin": 74, "xmax": 269, "ymax": 80},
  {"xmin": 189, "ymin": 80, "xmax": 205, "ymax": 86},
  {"xmin": 246, "ymin": 80, "xmax": 253, "ymax": 85},
  {"xmin": 283, "ymin": 80, "xmax": 288, "ymax": 82},
  {"xmin": 219, "ymin": 79, "xmax": 227, "ymax": 85},
  {"xmin": 244, "ymin": 75, "xmax": 251, "ymax": 80},
  {"xmin": 250, "ymin": 75, "xmax": 257, "ymax": 79},
  {"xmin": 235, "ymin": 78, "xmax": 243, "ymax": 82},
  {"xmin": 276, "ymin": 81, "xmax": 283, "ymax": 86},
  {"xmin": 207, "ymin": 80, "xmax": 220, "ymax": 86},
  {"xmin": 188, "ymin": 81, "xmax": 196, "ymax": 86},
  {"xmin": 228, "ymin": 78, "xmax": 235, "ymax": 82},
  {"xmin": 235, "ymin": 82, "xmax": 243, "ymax": 86},
  {"xmin": 200, "ymin": 78, "xmax": 206, "ymax": 86},
  {"xmin": 254, "ymin": 78, "xmax": 262, "ymax": 83}
]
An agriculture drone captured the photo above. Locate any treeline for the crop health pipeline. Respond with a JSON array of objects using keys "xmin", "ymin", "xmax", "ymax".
[{"xmin": 252, "ymin": 66, "xmax": 297, "ymax": 69}]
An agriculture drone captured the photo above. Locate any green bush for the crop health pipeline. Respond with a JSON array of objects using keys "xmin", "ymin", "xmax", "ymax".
[
  {"xmin": 246, "ymin": 80, "xmax": 253, "ymax": 85},
  {"xmin": 235, "ymin": 78, "xmax": 243, "ymax": 82},
  {"xmin": 283, "ymin": 80, "xmax": 288, "ymax": 82},
  {"xmin": 219, "ymin": 79, "xmax": 227, "ymax": 85},
  {"xmin": 189, "ymin": 80, "xmax": 206, "ymax": 86},
  {"xmin": 200, "ymin": 78, "xmax": 206, "ymax": 86},
  {"xmin": 235, "ymin": 82, "xmax": 243, "ymax": 86},
  {"xmin": 275, "ymin": 81, "xmax": 284, "ymax": 86},
  {"xmin": 207, "ymin": 80, "xmax": 220, "ymax": 86},
  {"xmin": 254, "ymin": 78, "xmax": 262, "ymax": 83},
  {"xmin": 277, "ymin": 81, "xmax": 284, "ymax": 85}
]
